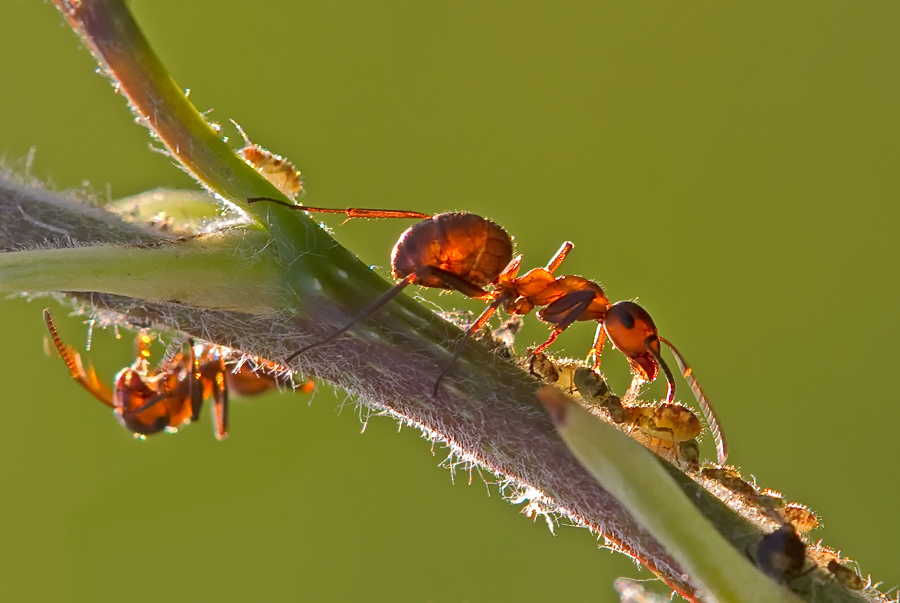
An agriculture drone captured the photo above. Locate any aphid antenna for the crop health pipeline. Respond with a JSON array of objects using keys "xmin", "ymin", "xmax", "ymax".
[
  {"xmin": 660, "ymin": 336, "xmax": 728, "ymax": 465},
  {"xmin": 229, "ymin": 118, "xmax": 254, "ymax": 148}
]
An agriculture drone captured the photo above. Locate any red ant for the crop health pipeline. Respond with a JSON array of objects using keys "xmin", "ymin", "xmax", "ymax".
[
  {"xmin": 249, "ymin": 198, "xmax": 726, "ymax": 463},
  {"xmin": 43, "ymin": 309, "xmax": 311, "ymax": 439}
]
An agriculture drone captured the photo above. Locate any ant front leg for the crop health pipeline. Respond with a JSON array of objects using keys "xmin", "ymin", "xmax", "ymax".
[
  {"xmin": 587, "ymin": 322, "xmax": 607, "ymax": 371},
  {"xmin": 532, "ymin": 288, "xmax": 599, "ymax": 356},
  {"xmin": 209, "ymin": 358, "xmax": 229, "ymax": 440},
  {"xmin": 187, "ymin": 340, "xmax": 203, "ymax": 423}
]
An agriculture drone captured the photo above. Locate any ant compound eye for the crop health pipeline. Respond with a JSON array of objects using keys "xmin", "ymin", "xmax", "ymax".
[{"xmin": 616, "ymin": 305, "xmax": 636, "ymax": 330}]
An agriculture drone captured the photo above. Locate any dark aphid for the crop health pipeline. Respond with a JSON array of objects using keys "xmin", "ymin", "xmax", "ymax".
[
  {"xmin": 754, "ymin": 525, "xmax": 812, "ymax": 585},
  {"xmin": 827, "ymin": 560, "xmax": 867, "ymax": 590}
]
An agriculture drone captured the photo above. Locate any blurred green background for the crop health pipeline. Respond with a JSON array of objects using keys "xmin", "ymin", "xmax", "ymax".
[{"xmin": 2, "ymin": 1, "xmax": 898, "ymax": 601}]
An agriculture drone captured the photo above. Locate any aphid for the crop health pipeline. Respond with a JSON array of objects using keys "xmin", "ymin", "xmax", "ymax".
[
  {"xmin": 573, "ymin": 366, "xmax": 629, "ymax": 424},
  {"xmin": 827, "ymin": 560, "xmax": 867, "ymax": 590},
  {"xmin": 527, "ymin": 351, "xmax": 561, "ymax": 384},
  {"xmin": 232, "ymin": 120, "xmax": 304, "ymax": 199},
  {"xmin": 751, "ymin": 489, "xmax": 787, "ymax": 512},
  {"xmin": 781, "ymin": 502, "xmax": 820, "ymax": 533},
  {"xmin": 753, "ymin": 525, "xmax": 812, "ymax": 585},
  {"xmin": 628, "ymin": 403, "xmax": 702, "ymax": 446},
  {"xmin": 552, "ymin": 359, "xmax": 584, "ymax": 395},
  {"xmin": 602, "ymin": 301, "xmax": 728, "ymax": 465},
  {"xmin": 701, "ymin": 466, "xmax": 759, "ymax": 498},
  {"xmin": 678, "ymin": 439, "xmax": 700, "ymax": 471},
  {"xmin": 43, "ymin": 309, "xmax": 307, "ymax": 439}
]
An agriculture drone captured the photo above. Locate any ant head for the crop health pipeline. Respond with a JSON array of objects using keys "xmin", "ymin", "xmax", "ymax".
[
  {"xmin": 112, "ymin": 368, "xmax": 172, "ymax": 436},
  {"xmin": 604, "ymin": 301, "xmax": 660, "ymax": 381}
]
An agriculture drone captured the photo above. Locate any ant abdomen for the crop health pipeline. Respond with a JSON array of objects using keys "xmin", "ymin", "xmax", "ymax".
[{"xmin": 391, "ymin": 213, "xmax": 514, "ymax": 292}]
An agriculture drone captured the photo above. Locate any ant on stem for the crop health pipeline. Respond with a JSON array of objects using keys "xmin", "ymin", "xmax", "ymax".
[
  {"xmin": 250, "ymin": 198, "xmax": 726, "ymax": 463},
  {"xmin": 43, "ymin": 309, "xmax": 310, "ymax": 439}
]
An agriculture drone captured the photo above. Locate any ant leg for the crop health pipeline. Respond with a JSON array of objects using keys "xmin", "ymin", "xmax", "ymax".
[
  {"xmin": 212, "ymin": 359, "xmax": 229, "ymax": 440},
  {"xmin": 284, "ymin": 273, "xmax": 419, "ymax": 362},
  {"xmin": 530, "ymin": 328, "xmax": 562, "ymax": 357},
  {"xmin": 43, "ymin": 309, "xmax": 114, "ymax": 407},
  {"xmin": 431, "ymin": 297, "xmax": 506, "ymax": 396},
  {"xmin": 545, "ymin": 241, "xmax": 574, "ymax": 274},
  {"xmin": 286, "ymin": 267, "xmax": 493, "ymax": 363},
  {"xmin": 187, "ymin": 340, "xmax": 203, "ymax": 422},
  {"xmin": 587, "ymin": 322, "xmax": 607, "ymax": 370},
  {"xmin": 532, "ymin": 289, "xmax": 599, "ymax": 357},
  {"xmin": 645, "ymin": 335, "xmax": 676, "ymax": 404},
  {"xmin": 247, "ymin": 197, "xmax": 430, "ymax": 220},
  {"xmin": 660, "ymin": 337, "xmax": 728, "ymax": 464}
]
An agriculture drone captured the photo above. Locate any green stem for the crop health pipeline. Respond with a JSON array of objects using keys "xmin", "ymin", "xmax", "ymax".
[{"xmin": 0, "ymin": 234, "xmax": 282, "ymax": 314}]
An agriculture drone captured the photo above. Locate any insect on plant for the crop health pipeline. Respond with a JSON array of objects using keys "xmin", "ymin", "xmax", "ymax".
[
  {"xmin": 43, "ymin": 309, "xmax": 311, "ymax": 439},
  {"xmin": 232, "ymin": 120, "xmax": 305, "ymax": 200},
  {"xmin": 752, "ymin": 525, "xmax": 814, "ymax": 586},
  {"xmin": 250, "ymin": 197, "xmax": 727, "ymax": 464},
  {"xmin": 827, "ymin": 559, "xmax": 867, "ymax": 590}
]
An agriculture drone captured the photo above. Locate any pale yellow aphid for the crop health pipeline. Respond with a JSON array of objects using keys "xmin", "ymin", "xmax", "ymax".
[{"xmin": 231, "ymin": 119, "xmax": 303, "ymax": 199}]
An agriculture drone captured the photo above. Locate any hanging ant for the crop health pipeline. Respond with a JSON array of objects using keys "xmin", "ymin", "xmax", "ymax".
[{"xmin": 43, "ymin": 309, "xmax": 311, "ymax": 439}]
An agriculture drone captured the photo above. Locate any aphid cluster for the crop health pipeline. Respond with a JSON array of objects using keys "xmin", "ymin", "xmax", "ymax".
[{"xmin": 44, "ymin": 310, "xmax": 312, "ymax": 439}]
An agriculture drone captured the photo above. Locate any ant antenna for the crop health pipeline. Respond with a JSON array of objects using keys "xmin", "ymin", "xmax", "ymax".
[
  {"xmin": 247, "ymin": 197, "xmax": 430, "ymax": 220},
  {"xmin": 43, "ymin": 309, "xmax": 114, "ymax": 407},
  {"xmin": 660, "ymin": 336, "xmax": 728, "ymax": 464},
  {"xmin": 644, "ymin": 335, "xmax": 676, "ymax": 403}
]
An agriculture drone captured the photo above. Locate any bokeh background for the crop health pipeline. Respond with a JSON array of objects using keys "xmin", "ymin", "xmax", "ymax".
[{"xmin": 2, "ymin": 1, "xmax": 898, "ymax": 601}]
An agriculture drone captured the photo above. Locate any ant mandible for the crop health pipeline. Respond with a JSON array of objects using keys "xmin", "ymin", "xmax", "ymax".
[{"xmin": 43, "ymin": 309, "xmax": 310, "ymax": 439}]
